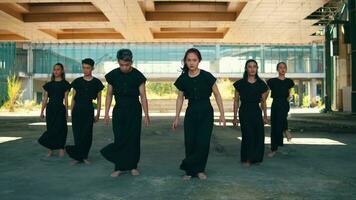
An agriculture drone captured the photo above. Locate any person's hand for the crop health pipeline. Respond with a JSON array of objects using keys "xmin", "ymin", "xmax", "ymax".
[
  {"xmin": 172, "ymin": 117, "xmax": 179, "ymax": 131},
  {"xmin": 219, "ymin": 115, "xmax": 226, "ymax": 127},
  {"xmin": 263, "ymin": 116, "xmax": 269, "ymax": 125},
  {"xmin": 104, "ymin": 114, "xmax": 110, "ymax": 126},
  {"xmin": 40, "ymin": 112, "xmax": 44, "ymax": 120},
  {"xmin": 94, "ymin": 114, "xmax": 100, "ymax": 123},
  {"xmin": 232, "ymin": 117, "xmax": 239, "ymax": 127},
  {"xmin": 144, "ymin": 115, "xmax": 150, "ymax": 127}
]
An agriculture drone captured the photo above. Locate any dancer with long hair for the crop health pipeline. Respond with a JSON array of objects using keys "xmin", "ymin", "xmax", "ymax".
[{"xmin": 172, "ymin": 48, "xmax": 226, "ymax": 180}]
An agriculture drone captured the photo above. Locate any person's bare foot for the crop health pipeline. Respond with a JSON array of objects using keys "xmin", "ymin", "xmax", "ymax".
[
  {"xmin": 284, "ymin": 130, "xmax": 292, "ymax": 142},
  {"xmin": 70, "ymin": 160, "xmax": 80, "ymax": 165},
  {"xmin": 242, "ymin": 161, "xmax": 251, "ymax": 167},
  {"xmin": 197, "ymin": 172, "xmax": 208, "ymax": 180},
  {"xmin": 182, "ymin": 175, "xmax": 191, "ymax": 181},
  {"xmin": 268, "ymin": 151, "xmax": 277, "ymax": 158},
  {"xmin": 83, "ymin": 159, "xmax": 91, "ymax": 165},
  {"xmin": 110, "ymin": 171, "xmax": 121, "ymax": 177},
  {"xmin": 59, "ymin": 149, "xmax": 65, "ymax": 157},
  {"xmin": 131, "ymin": 169, "xmax": 140, "ymax": 176},
  {"xmin": 46, "ymin": 150, "xmax": 53, "ymax": 157}
]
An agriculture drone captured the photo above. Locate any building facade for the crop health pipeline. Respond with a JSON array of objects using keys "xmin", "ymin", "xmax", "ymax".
[{"xmin": 1, "ymin": 42, "xmax": 325, "ymax": 107}]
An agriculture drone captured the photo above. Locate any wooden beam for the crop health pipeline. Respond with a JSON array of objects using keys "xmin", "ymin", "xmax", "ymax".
[
  {"xmin": 39, "ymin": 29, "xmax": 58, "ymax": 39},
  {"xmin": 8, "ymin": 3, "xmax": 30, "ymax": 13},
  {"xmin": 57, "ymin": 32, "xmax": 124, "ymax": 39},
  {"xmin": 28, "ymin": 3, "xmax": 100, "ymax": 13},
  {"xmin": 145, "ymin": 12, "xmax": 237, "ymax": 21},
  {"xmin": 154, "ymin": 2, "xmax": 228, "ymax": 12},
  {"xmin": 0, "ymin": 34, "xmax": 28, "ymax": 40},
  {"xmin": 23, "ymin": 13, "xmax": 109, "ymax": 22},
  {"xmin": 153, "ymin": 32, "xmax": 225, "ymax": 39},
  {"xmin": 0, "ymin": 4, "xmax": 23, "ymax": 21},
  {"xmin": 60, "ymin": 28, "xmax": 116, "ymax": 33},
  {"xmin": 160, "ymin": 27, "xmax": 218, "ymax": 32}
]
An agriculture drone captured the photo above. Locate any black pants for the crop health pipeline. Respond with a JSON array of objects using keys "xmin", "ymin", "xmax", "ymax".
[
  {"xmin": 180, "ymin": 100, "xmax": 214, "ymax": 176},
  {"xmin": 66, "ymin": 103, "xmax": 94, "ymax": 162},
  {"xmin": 239, "ymin": 102, "xmax": 265, "ymax": 163},
  {"xmin": 270, "ymin": 99, "xmax": 290, "ymax": 151},
  {"xmin": 38, "ymin": 102, "xmax": 68, "ymax": 150},
  {"xmin": 101, "ymin": 99, "xmax": 142, "ymax": 171}
]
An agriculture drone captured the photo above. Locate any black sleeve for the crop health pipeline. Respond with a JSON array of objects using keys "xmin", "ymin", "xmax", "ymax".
[
  {"xmin": 205, "ymin": 71, "xmax": 217, "ymax": 87},
  {"xmin": 64, "ymin": 81, "xmax": 71, "ymax": 92},
  {"xmin": 233, "ymin": 80, "xmax": 241, "ymax": 92},
  {"xmin": 71, "ymin": 79, "xmax": 78, "ymax": 91},
  {"xmin": 174, "ymin": 75, "xmax": 185, "ymax": 92},
  {"xmin": 260, "ymin": 80, "xmax": 269, "ymax": 94},
  {"xmin": 137, "ymin": 70, "xmax": 147, "ymax": 86},
  {"xmin": 266, "ymin": 79, "xmax": 273, "ymax": 90},
  {"xmin": 289, "ymin": 79, "xmax": 295, "ymax": 89},
  {"xmin": 105, "ymin": 71, "xmax": 114, "ymax": 85},
  {"xmin": 42, "ymin": 82, "xmax": 50, "ymax": 92},
  {"xmin": 97, "ymin": 79, "xmax": 104, "ymax": 93}
]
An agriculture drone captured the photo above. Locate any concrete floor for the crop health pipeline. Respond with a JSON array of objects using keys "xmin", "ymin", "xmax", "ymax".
[{"xmin": 0, "ymin": 116, "xmax": 355, "ymax": 200}]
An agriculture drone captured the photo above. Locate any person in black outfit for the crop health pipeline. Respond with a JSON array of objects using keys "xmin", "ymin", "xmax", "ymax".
[
  {"xmin": 66, "ymin": 58, "xmax": 104, "ymax": 165},
  {"xmin": 172, "ymin": 48, "xmax": 226, "ymax": 180},
  {"xmin": 267, "ymin": 62, "xmax": 295, "ymax": 157},
  {"xmin": 38, "ymin": 63, "xmax": 71, "ymax": 157},
  {"xmin": 101, "ymin": 49, "xmax": 150, "ymax": 177},
  {"xmin": 232, "ymin": 59, "xmax": 269, "ymax": 167}
]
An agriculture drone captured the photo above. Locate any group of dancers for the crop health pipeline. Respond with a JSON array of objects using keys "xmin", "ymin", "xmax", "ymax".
[{"xmin": 38, "ymin": 48, "xmax": 294, "ymax": 180}]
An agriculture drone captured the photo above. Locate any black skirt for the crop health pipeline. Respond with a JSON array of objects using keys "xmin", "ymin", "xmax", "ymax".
[
  {"xmin": 239, "ymin": 102, "xmax": 265, "ymax": 163},
  {"xmin": 66, "ymin": 103, "xmax": 94, "ymax": 161},
  {"xmin": 270, "ymin": 98, "xmax": 290, "ymax": 151},
  {"xmin": 38, "ymin": 102, "xmax": 68, "ymax": 150},
  {"xmin": 180, "ymin": 100, "xmax": 214, "ymax": 176},
  {"xmin": 101, "ymin": 99, "xmax": 142, "ymax": 171}
]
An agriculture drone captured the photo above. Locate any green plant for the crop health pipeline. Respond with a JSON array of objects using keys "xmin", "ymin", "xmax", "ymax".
[
  {"xmin": 302, "ymin": 95, "xmax": 310, "ymax": 108},
  {"xmin": 216, "ymin": 79, "xmax": 235, "ymax": 100},
  {"xmin": 3, "ymin": 75, "xmax": 22, "ymax": 112},
  {"xmin": 146, "ymin": 82, "xmax": 177, "ymax": 99}
]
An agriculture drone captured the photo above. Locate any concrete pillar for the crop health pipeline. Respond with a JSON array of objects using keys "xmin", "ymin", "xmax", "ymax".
[
  {"xmin": 215, "ymin": 44, "xmax": 220, "ymax": 73},
  {"xmin": 27, "ymin": 44, "xmax": 34, "ymax": 101},
  {"xmin": 311, "ymin": 43, "xmax": 318, "ymax": 73},
  {"xmin": 310, "ymin": 78, "xmax": 317, "ymax": 104},
  {"xmin": 324, "ymin": 25, "xmax": 333, "ymax": 112},
  {"xmin": 260, "ymin": 45, "xmax": 265, "ymax": 73},
  {"xmin": 297, "ymin": 80, "xmax": 303, "ymax": 107}
]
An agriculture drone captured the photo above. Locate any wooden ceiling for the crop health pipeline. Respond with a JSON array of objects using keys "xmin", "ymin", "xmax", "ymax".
[{"xmin": 0, "ymin": 0, "xmax": 329, "ymax": 44}]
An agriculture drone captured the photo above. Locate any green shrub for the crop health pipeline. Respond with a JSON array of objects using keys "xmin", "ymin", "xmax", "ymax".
[{"xmin": 2, "ymin": 75, "xmax": 22, "ymax": 112}]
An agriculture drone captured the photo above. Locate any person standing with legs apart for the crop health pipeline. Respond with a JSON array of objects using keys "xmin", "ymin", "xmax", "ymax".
[
  {"xmin": 66, "ymin": 58, "xmax": 104, "ymax": 165},
  {"xmin": 39, "ymin": 63, "xmax": 71, "ymax": 157},
  {"xmin": 172, "ymin": 48, "xmax": 226, "ymax": 180},
  {"xmin": 232, "ymin": 59, "xmax": 269, "ymax": 167},
  {"xmin": 101, "ymin": 49, "xmax": 150, "ymax": 177},
  {"xmin": 267, "ymin": 62, "xmax": 295, "ymax": 158}
]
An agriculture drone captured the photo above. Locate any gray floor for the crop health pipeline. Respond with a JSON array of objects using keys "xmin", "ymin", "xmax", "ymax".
[{"xmin": 0, "ymin": 116, "xmax": 355, "ymax": 200}]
